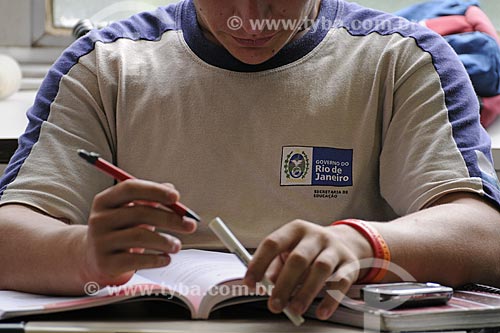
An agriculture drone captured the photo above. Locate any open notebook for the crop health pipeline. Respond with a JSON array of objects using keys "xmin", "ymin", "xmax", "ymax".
[
  {"xmin": 2, "ymin": 249, "xmax": 500, "ymax": 332},
  {"xmin": 0, "ymin": 250, "xmax": 265, "ymax": 320}
]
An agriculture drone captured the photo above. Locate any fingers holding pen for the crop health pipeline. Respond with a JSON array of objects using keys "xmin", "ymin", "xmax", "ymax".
[
  {"xmin": 90, "ymin": 179, "xmax": 197, "ymax": 234},
  {"xmin": 84, "ymin": 178, "xmax": 199, "ymax": 284},
  {"xmin": 89, "ymin": 204, "xmax": 195, "ymax": 234},
  {"xmin": 244, "ymin": 220, "xmax": 363, "ymax": 320},
  {"xmin": 93, "ymin": 179, "xmax": 179, "ymax": 211},
  {"xmin": 80, "ymin": 152, "xmax": 202, "ymax": 285}
]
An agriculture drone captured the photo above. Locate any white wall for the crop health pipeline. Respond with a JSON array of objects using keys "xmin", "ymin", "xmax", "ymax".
[{"xmin": 0, "ymin": 0, "xmax": 32, "ymax": 47}]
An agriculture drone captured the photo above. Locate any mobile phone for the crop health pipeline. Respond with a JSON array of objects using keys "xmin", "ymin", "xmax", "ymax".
[{"xmin": 361, "ymin": 282, "xmax": 453, "ymax": 309}]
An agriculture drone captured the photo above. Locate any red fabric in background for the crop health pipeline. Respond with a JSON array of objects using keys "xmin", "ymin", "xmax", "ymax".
[
  {"xmin": 424, "ymin": 6, "xmax": 499, "ymax": 43},
  {"xmin": 481, "ymin": 95, "xmax": 500, "ymax": 128},
  {"xmin": 424, "ymin": 15, "xmax": 474, "ymax": 36},
  {"xmin": 423, "ymin": 5, "xmax": 500, "ymax": 128},
  {"xmin": 465, "ymin": 6, "xmax": 500, "ymax": 44}
]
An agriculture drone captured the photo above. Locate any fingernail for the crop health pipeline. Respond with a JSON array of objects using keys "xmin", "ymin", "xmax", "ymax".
[
  {"xmin": 318, "ymin": 307, "xmax": 331, "ymax": 320},
  {"xmin": 271, "ymin": 298, "xmax": 282, "ymax": 312},
  {"xmin": 160, "ymin": 255, "xmax": 170, "ymax": 266},
  {"xmin": 172, "ymin": 240, "xmax": 181, "ymax": 252},
  {"xmin": 182, "ymin": 219, "xmax": 197, "ymax": 231}
]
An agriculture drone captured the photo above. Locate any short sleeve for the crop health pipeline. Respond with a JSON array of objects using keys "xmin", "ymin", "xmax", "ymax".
[
  {"xmin": 0, "ymin": 40, "xmax": 115, "ymax": 224},
  {"xmin": 379, "ymin": 30, "xmax": 500, "ymax": 214},
  {"xmin": 0, "ymin": 4, "xmax": 182, "ymax": 223}
]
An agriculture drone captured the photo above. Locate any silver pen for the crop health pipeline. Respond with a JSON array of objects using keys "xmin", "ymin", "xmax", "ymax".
[{"xmin": 209, "ymin": 217, "xmax": 305, "ymax": 327}]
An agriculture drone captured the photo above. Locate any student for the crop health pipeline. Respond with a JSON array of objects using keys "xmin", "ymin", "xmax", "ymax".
[{"xmin": 0, "ymin": 0, "xmax": 499, "ymax": 321}]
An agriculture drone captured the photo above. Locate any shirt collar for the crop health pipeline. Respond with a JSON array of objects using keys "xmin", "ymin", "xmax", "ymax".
[{"xmin": 180, "ymin": 0, "xmax": 340, "ymax": 72}]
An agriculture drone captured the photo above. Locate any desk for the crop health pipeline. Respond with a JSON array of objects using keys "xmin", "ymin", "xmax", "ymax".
[
  {"xmin": 6, "ymin": 319, "xmax": 358, "ymax": 333},
  {"xmin": 0, "ymin": 302, "xmax": 360, "ymax": 333}
]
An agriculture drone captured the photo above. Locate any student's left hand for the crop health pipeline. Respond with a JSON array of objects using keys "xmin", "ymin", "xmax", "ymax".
[{"xmin": 244, "ymin": 220, "xmax": 373, "ymax": 320}]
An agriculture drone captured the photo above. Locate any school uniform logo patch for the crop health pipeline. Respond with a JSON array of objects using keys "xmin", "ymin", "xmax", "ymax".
[
  {"xmin": 281, "ymin": 146, "xmax": 353, "ymax": 187},
  {"xmin": 282, "ymin": 148, "xmax": 312, "ymax": 185}
]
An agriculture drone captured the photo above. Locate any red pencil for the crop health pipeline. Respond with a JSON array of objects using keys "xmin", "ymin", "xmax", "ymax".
[{"xmin": 78, "ymin": 149, "xmax": 201, "ymax": 222}]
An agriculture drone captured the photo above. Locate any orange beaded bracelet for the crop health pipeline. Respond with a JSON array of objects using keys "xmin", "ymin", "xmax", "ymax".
[{"xmin": 332, "ymin": 219, "xmax": 391, "ymax": 284}]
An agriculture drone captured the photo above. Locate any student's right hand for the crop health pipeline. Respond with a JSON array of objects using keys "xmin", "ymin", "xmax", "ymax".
[{"xmin": 82, "ymin": 179, "xmax": 197, "ymax": 287}]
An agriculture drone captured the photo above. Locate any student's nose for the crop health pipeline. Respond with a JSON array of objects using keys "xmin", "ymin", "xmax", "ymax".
[{"xmin": 236, "ymin": 0, "xmax": 271, "ymax": 35}]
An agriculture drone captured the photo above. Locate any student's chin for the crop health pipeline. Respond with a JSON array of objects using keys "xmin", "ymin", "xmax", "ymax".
[{"xmin": 231, "ymin": 50, "xmax": 276, "ymax": 65}]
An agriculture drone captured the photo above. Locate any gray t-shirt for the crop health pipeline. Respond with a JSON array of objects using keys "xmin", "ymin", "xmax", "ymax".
[{"xmin": 1, "ymin": 0, "xmax": 499, "ymax": 248}]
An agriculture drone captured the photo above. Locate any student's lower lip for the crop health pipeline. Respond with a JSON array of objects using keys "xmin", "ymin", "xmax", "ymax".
[{"xmin": 232, "ymin": 35, "xmax": 275, "ymax": 47}]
